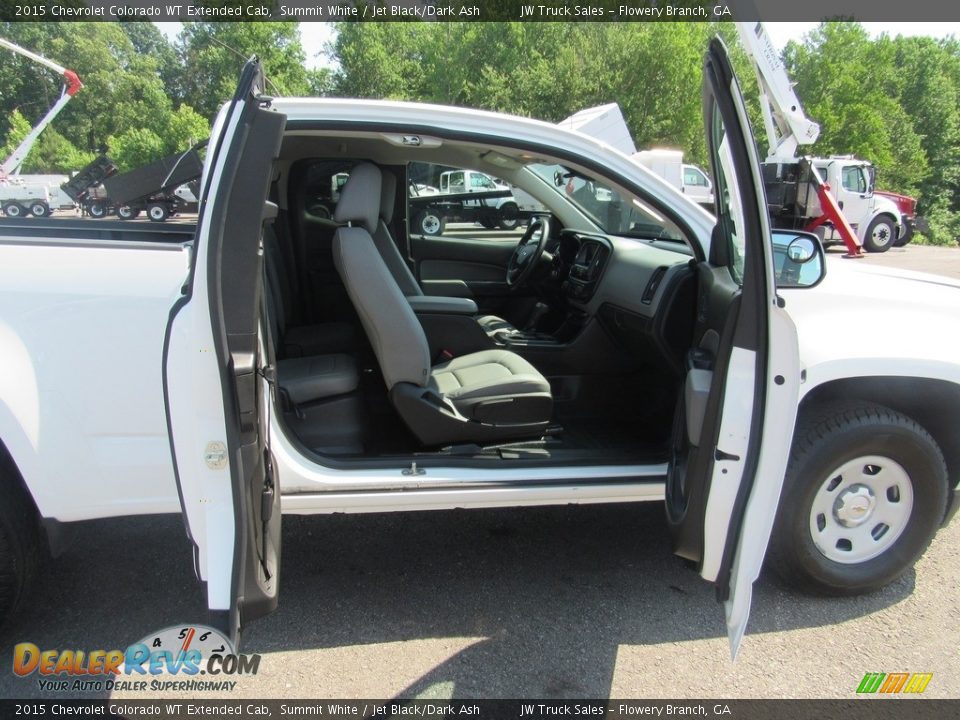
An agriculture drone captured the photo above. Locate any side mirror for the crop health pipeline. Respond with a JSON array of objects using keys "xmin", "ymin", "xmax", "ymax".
[
  {"xmin": 772, "ymin": 230, "xmax": 826, "ymax": 289},
  {"xmin": 787, "ymin": 236, "xmax": 816, "ymax": 263}
]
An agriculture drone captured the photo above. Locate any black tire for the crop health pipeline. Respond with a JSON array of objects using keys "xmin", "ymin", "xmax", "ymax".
[
  {"xmin": 88, "ymin": 202, "xmax": 107, "ymax": 219},
  {"xmin": 478, "ymin": 213, "xmax": 498, "ymax": 230},
  {"xmin": 3, "ymin": 202, "xmax": 25, "ymax": 218},
  {"xmin": 117, "ymin": 205, "xmax": 141, "ymax": 220},
  {"xmin": 862, "ymin": 215, "xmax": 897, "ymax": 253},
  {"xmin": 147, "ymin": 203, "xmax": 170, "ymax": 222},
  {"xmin": 28, "ymin": 201, "xmax": 50, "ymax": 218},
  {"xmin": 0, "ymin": 465, "xmax": 42, "ymax": 628},
  {"xmin": 497, "ymin": 202, "xmax": 521, "ymax": 230},
  {"xmin": 415, "ymin": 209, "xmax": 445, "ymax": 236},
  {"xmin": 893, "ymin": 222, "xmax": 913, "ymax": 247},
  {"xmin": 769, "ymin": 403, "xmax": 947, "ymax": 596}
]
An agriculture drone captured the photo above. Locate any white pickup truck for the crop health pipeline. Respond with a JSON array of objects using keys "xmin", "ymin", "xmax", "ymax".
[{"xmin": 1, "ymin": 43, "xmax": 957, "ymax": 658}]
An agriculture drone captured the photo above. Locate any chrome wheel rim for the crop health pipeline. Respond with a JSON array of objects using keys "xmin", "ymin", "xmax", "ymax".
[
  {"xmin": 149, "ymin": 206, "xmax": 165, "ymax": 221},
  {"xmin": 421, "ymin": 214, "xmax": 441, "ymax": 234},
  {"xmin": 809, "ymin": 455, "xmax": 914, "ymax": 564},
  {"xmin": 871, "ymin": 221, "xmax": 893, "ymax": 248}
]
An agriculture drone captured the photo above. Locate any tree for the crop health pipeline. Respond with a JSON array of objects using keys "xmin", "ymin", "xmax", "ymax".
[
  {"xmin": 175, "ymin": 23, "xmax": 312, "ymax": 119},
  {"xmin": 330, "ymin": 22, "xmax": 714, "ymax": 164},
  {"xmin": 0, "ymin": 23, "xmax": 210, "ymax": 174},
  {"xmin": 108, "ymin": 127, "xmax": 165, "ymax": 172}
]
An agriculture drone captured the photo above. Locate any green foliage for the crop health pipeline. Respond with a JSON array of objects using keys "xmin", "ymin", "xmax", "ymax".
[
  {"xmin": 107, "ymin": 127, "xmax": 166, "ymax": 172},
  {"xmin": 163, "ymin": 105, "xmax": 210, "ymax": 154},
  {"xmin": 331, "ymin": 22, "xmax": 714, "ymax": 165},
  {"xmin": 0, "ymin": 22, "xmax": 210, "ymax": 174},
  {"xmin": 0, "ymin": 109, "xmax": 93, "ymax": 173},
  {"xmin": 0, "ymin": 18, "xmax": 957, "ymax": 248},
  {"xmin": 783, "ymin": 22, "xmax": 960, "ymax": 245},
  {"xmin": 175, "ymin": 22, "xmax": 312, "ymax": 118}
]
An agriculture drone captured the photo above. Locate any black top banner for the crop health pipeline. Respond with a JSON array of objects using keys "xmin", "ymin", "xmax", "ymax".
[{"xmin": 3, "ymin": 0, "xmax": 960, "ymax": 23}]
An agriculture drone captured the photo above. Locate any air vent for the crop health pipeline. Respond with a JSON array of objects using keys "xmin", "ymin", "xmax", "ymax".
[{"xmin": 641, "ymin": 267, "xmax": 667, "ymax": 304}]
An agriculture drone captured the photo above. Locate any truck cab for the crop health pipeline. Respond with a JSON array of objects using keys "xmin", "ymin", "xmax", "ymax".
[
  {"xmin": 812, "ymin": 156, "xmax": 905, "ymax": 252},
  {"xmin": 633, "ymin": 149, "xmax": 714, "ymax": 208}
]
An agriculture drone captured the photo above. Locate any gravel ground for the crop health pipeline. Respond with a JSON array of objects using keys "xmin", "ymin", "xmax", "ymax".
[
  {"xmin": 0, "ymin": 507, "xmax": 957, "ymax": 700},
  {"xmin": 826, "ymin": 242, "xmax": 960, "ymax": 280}
]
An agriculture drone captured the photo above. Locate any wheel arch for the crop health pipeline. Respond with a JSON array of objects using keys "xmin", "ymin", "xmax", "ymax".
[
  {"xmin": 0, "ymin": 435, "xmax": 44, "ymax": 540},
  {"xmin": 799, "ymin": 375, "xmax": 960, "ymax": 518}
]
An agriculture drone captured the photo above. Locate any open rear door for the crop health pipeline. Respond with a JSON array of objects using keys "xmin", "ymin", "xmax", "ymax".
[
  {"xmin": 665, "ymin": 39, "xmax": 800, "ymax": 658},
  {"xmin": 163, "ymin": 58, "xmax": 286, "ymax": 645}
]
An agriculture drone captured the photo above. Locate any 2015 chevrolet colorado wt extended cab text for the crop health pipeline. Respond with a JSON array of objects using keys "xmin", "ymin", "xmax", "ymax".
[{"xmin": 0, "ymin": 42, "xmax": 957, "ymax": 658}]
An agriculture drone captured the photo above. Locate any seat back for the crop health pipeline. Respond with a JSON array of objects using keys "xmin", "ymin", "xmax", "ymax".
[
  {"xmin": 374, "ymin": 170, "xmax": 423, "ymax": 297},
  {"xmin": 332, "ymin": 163, "xmax": 431, "ymax": 389}
]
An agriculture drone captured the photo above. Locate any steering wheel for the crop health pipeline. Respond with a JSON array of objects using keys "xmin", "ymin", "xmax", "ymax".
[{"xmin": 506, "ymin": 216, "xmax": 551, "ymax": 290}]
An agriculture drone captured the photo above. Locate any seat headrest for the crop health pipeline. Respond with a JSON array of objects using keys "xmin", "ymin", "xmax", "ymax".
[
  {"xmin": 380, "ymin": 170, "xmax": 397, "ymax": 224},
  {"xmin": 334, "ymin": 162, "xmax": 381, "ymax": 233}
]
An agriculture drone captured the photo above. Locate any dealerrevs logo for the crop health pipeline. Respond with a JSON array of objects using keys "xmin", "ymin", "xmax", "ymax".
[{"xmin": 12, "ymin": 624, "xmax": 260, "ymax": 693}]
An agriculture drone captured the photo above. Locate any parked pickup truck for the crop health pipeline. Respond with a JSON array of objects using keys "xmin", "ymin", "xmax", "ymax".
[{"xmin": 1, "ymin": 43, "xmax": 958, "ymax": 658}]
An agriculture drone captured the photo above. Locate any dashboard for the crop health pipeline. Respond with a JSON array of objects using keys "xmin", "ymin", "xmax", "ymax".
[{"xmin": 554, "ymin": 229, "xmax": 697, "ymax": 376}]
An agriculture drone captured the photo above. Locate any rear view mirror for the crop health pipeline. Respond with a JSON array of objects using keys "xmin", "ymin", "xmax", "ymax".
[{"xmin": 772, "ymin": 230, "xmax": 826, "ymax": 288}]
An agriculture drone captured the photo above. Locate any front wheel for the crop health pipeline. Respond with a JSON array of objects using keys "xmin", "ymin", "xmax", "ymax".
[
  {"xmin": 768, "ymin": 403, "xmax": 947, "ymax": 596},
  {"xmin": 894, "ymin": 222, "xmax": 914, "ymax": 247},
  {"xmin": 862, "ymin": 215, "xmax": 897, "ymax": 253}
]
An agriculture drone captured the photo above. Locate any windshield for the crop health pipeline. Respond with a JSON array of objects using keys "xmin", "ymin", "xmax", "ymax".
[{"xmin": 528, "ymin": 163, "xmax": 685, "ymax": 241}]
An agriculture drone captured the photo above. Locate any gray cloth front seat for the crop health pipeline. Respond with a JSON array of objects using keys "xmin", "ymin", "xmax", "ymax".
[
  {"xmin": 333, "ymin": 163, "xmax": 553, "ymax": 446},
  {"xmin": 374, "ymin": 169, "xmax": 519, "ymax": 338}
]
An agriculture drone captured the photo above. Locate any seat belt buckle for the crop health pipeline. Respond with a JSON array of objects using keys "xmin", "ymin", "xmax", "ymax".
[{"xmin": 438, "ymin": 349, "xmax": 454, "ymax": 362}]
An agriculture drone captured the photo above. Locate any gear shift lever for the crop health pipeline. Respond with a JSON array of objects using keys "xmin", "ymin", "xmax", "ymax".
[{"xmin": 524, "ymin": 302, "xmax": 550, "ymax": 332}]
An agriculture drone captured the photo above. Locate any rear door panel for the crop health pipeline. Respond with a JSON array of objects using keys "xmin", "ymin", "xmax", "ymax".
[{"xmin": 164, "ymin": 58, "xmax": 285, "ymax": 645}]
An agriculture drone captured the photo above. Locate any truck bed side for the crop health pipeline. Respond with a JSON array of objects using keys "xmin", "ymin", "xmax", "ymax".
[{"xmin": 0, "ymin": 219, "xmax": 194, "ymax": 521}]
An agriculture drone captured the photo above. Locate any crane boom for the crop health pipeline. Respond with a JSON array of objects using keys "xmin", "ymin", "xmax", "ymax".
[
  {"xmin": 0, "ymin": 37, "xmax": 82, "ymax": 178},
  {"xmin": 733, "ymin": 20, "xmax": 862, "ymax": 256},
  {"xmin": 734, "ymin": 22, "xmax": 820, "ymax": 162}
]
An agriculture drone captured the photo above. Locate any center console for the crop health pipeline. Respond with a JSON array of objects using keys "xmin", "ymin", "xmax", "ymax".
[{"xmin": 561, "ymin": 237, "xmax": 611, "ymax": 303}]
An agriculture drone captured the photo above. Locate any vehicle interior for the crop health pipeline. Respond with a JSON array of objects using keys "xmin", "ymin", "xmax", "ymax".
[{"xmin": 262, "ymin": 131, "xmax": 704, "ymax": 467}]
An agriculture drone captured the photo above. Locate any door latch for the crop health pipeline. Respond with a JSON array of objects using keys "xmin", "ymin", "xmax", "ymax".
[{"xmin": 204, "ymin": 441, "xmax": 228, "ymax": 470}]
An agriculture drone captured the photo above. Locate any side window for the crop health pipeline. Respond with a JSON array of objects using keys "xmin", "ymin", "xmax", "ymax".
[
  {"xmin": 709, "ymin": 101, "xmax": 747, "ymax": 284},
  {"xmin": 408, "ymin": 162, "xmax": 527, "ymax": 239},
  {"xmin": 298, "ymin": 161, "xmax": 358, "ymax": 221},
  {"xmin": 684, "ymin": 167, "xmax": 707, "ymax": 187},
  {"xmin": 841, "ymin": 166, "xmax": 867, "ymax": 194}
]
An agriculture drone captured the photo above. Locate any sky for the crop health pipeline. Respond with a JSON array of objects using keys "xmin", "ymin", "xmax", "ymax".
[{"xmin": 156, "ymin": 22, "xmax": 960, "ymax": 71}]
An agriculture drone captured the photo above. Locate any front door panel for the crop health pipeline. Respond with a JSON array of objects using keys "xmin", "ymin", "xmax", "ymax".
[{"xmin": 665, "ymin": 39, "xmax": 800, "ymax": 658}]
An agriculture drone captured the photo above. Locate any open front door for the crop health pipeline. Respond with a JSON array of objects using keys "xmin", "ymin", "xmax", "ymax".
[
  {"xmin": 163, "ymin": 58, "xmax": 286, "ymax": 646},
  {"xmin": 665, "ymin": 39, "xmax": 801, "ymax": 658}
]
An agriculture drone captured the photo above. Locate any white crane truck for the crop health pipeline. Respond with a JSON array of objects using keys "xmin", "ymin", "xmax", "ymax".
[
  {"xmin": 0, "ymin": 46, "xmax": 957, "ymax": 660},
  {"xmin": 0, "ymin": 38, "xmax": 82, "ymax": 218},
  {"xmin": 735, "ymin": 21, "xmax": 913, "ymax": 254}
]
